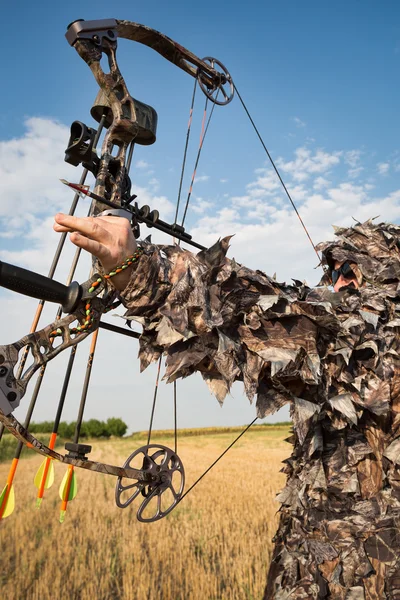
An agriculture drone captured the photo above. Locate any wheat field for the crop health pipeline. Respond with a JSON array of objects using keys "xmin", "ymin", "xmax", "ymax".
[{"xmin": 0, "ymin": 427, "xmax": 289, "ymax": 600}]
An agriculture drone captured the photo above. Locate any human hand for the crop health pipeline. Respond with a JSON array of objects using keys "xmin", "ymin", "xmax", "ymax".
[{"xmin": 53, "ymin": 213, "xmax": 138, "ymax": 291}]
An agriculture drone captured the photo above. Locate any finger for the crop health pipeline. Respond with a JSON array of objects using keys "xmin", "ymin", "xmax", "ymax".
[
  {"xmin": 55, "ymin": 213, "xmax": 131, "ymax": 235},
  {"xmin": 53, "ymin": 222, "xmax": 74, "ymax": 233},
  {"xmin": 69, "ymin": 232, "xmax": 105, "ymax": 258},
  {"xmin": 55, "ymin": 214, "xmax": 108, "ymax": 242},
  {"xmin": 55, "ymin": 213, "xmax": 125, "ymax": 230}
]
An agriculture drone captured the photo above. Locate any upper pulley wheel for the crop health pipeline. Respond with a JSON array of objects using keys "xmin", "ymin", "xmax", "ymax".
[{"xmin": 197, "ymin": 57, "xmax": 234, "ymax": 106}]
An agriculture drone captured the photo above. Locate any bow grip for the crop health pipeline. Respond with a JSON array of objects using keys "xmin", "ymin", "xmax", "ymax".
[{"xmin": 0, "ymin": 261, "xmax": 82, "ymax": 313}]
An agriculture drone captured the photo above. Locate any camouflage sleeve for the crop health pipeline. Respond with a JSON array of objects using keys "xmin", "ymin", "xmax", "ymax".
[{"xmin": 119, "ymin": 237, "xmax": 340, "ymax": 417}]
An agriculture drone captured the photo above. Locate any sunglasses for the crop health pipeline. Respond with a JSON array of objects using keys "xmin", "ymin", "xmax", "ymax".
[{"xmin": 331, "ymin": 261, "xmax": 355, "ymax": 285}]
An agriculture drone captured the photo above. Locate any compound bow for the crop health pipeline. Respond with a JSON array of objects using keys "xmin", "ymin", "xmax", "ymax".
[{"xmin": 0, "ymin": 18, "xmax": 234, "ymax": 522}]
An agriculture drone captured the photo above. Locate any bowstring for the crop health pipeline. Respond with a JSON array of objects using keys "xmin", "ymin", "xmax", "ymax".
[
  {"xmin": 180, "ymin": 92, "xmax": 218, "ymax": 228},
  {"xmin": 146, "ymin": 357, "xmax": 162, "ymax": 449},
  {"xmin": 232, "ymin": 81, "xmax": 322, "ymax": 265},
  {"xmin": 174, "ymin": 80, "xmax": 197, "ymax": 226}
]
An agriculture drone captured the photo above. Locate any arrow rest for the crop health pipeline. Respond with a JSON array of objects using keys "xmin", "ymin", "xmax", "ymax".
[{"xmin": 65, "ymin": 442, "xmax": 92, "ymax": 460}]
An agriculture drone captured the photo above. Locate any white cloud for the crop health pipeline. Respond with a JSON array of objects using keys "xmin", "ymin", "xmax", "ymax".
[
  {"xmin": 128, "ymin": 185, "xmax": 175, "ymax": 221},
  {"xmin": 292, "ymin": 117, "xmax": 306, "ymax": 128},
  {"xmin": 348, "ymin": 166, "xmax": 364, "ymax": 179},
  {"xmin": 377, "ymin": 162, "xmax": 390, "ymax": 175},
  {"xmin": 148, "ymin": 177, "xmax": 160, "ymax": 191},
  {"xmin": 247, "ymin": 170, "xmax": 281, "ymax": 196},
  {"xmin": 135, "ymin": 159, "xmax": 150, "ymax": 169},
  {"xmin": 313, "ymin": 177, "xmax": 330, "ymax": 190},
  {"xmin": 191, "ymin": 163, "xmax": 400, "ymax": 289},
  {"xmin": 343, "ymin": 150, "xmax": 364, "ymax": 178},
  {"xmin": 191, "ymin": 198, "xmax": 213, "ymax": 214},
  {"xmin": 277, "ymin": 147, "xmax": 341, "ymax": 182},
  {"xmin": 194, "ymin": 174, "xmax": 210, "ymax": 183},
  {"xmin": 344, "ymin": 150, "xmax": 363, "ymax": 168},
  {"xmin": 0, "ymin": 117, "xmax": 77, "ymax": 222}
]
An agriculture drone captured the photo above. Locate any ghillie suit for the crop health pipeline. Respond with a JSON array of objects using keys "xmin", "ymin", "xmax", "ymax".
[{"xmin": 120, "ymin": 219, "xmax": 400, "ymax": 599}]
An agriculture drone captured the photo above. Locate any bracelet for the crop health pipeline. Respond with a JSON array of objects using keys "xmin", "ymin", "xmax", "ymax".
[
  {"xmin": 89, "ymin": 248, "xmax": 144, "ymax": 293},
  {"xmin": 51, "ymin": 248, "xmax": 144, "ymax": 337}
]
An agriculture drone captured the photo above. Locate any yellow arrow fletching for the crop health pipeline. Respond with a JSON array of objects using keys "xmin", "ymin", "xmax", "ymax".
[
  {"xmin": 0, "ymin": 483, "xmax": 15, "ymax": 518},
  {"xmin": 59, "ymin": 468, "xmax": 77, "ymax": 502},
  {"xmin": 34, "ymin": 459, "xmax": 55, "ymax": 490}
]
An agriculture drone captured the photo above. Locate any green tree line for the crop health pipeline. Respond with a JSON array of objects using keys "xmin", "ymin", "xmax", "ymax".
[{"xmin": 28, "ymin": 418, "xmax": 128, "ymax": 439}]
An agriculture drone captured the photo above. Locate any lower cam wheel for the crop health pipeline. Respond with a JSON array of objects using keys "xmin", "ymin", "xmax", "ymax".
[{"xmin": 115, "ymin": 444, "xmax": 185, "ymax": 522}]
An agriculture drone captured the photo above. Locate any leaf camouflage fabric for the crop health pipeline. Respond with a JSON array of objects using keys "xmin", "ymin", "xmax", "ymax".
[{"xmin": 120, "ymin": 219, "xmax": 400, "ymax": 599}]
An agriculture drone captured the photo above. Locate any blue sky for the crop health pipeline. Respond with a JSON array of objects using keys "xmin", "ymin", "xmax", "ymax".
[{"xmin": 0, "ymin": 1, "xmax": 399, "ymax": 430}]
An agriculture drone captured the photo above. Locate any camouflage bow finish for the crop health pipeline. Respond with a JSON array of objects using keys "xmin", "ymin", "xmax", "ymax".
[{"xmin": 0, "ymin": 18, "xmax": 230, "ymax": 480}]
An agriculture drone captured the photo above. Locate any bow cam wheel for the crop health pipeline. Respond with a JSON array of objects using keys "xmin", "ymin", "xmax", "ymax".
[
  {"xmin": 197, "ymin": 57, "xmax": 234, "ymax": 105},
  {"xmin": 115, "ymin": 444, "xmax": 185, "ymax": 522}
]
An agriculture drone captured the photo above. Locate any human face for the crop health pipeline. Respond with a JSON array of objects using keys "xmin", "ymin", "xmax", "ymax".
[{"xmin": 332, "ymin": 260, "xmax": 360, "ymax": 292}]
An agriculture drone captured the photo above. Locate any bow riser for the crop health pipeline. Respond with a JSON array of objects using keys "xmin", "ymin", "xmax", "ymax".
[
  {"xmin": 0, "ymin": 272, "xmax": 109, "ymax": 415},
  {"xmin": 72, "ymin": 36, "xmax": 136, "ymax": 207}
]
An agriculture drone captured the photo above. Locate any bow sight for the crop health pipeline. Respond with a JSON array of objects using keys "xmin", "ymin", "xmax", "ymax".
[{"xmin": 0, "ymin": 18, "xmax": 233, "ymax": 523}]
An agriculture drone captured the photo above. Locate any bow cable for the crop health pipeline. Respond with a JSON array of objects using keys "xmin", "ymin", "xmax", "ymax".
[
  {"xmin": 180, "ymin": 92, "xmax": 219, "ymax": 228},
  {"xmin": 146, "ymin": 357, "xmax": 162, "ymax": 448},
  {"xmin": 173, "ymin": 80, "xmax": 198, "ymax": 227},
  {"xmin": 171, "ymin": 89, "xmax": 219, "ymax": 459},
  {"xmin": 232, "ymin": 82, "xmax": 322, "ymax": 264},
  {"xmin": 177, "ymin": 417, "xmax": 258, "ymax": 505}
]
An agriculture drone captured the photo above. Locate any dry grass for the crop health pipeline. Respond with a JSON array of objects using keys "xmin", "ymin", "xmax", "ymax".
[{"xmin": 0, "ymin": 428, "xmax": 289, "ymax": 600}]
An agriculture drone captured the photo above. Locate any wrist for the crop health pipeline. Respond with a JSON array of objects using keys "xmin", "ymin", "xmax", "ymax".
[
  {"xmin": 103, "ymin": 248, "xmax": 143, "ymax": 292},
  {"xmin": 107, "ymin": 270, "xmax": 133, "ymax": 292}
]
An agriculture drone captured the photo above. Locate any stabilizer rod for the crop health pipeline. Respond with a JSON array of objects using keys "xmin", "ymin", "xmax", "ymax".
[{"xmin": 0, "ymin": 261, "xmax": 81, "ymax": 314}]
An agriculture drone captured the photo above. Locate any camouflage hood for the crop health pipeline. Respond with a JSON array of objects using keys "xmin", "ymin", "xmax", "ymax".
[{"xmin": 316, "ymin": 218, "xmax": 400, "ymax": 288}]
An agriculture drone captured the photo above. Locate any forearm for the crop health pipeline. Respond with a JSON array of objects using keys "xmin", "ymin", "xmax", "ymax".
[
  {"xmin": 118, "ymin": 238, "xmax": 336, "ymax": 416},
  {"xmin": 119, "ymin": 242, "xmax": 172, "ymax": 317}
]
